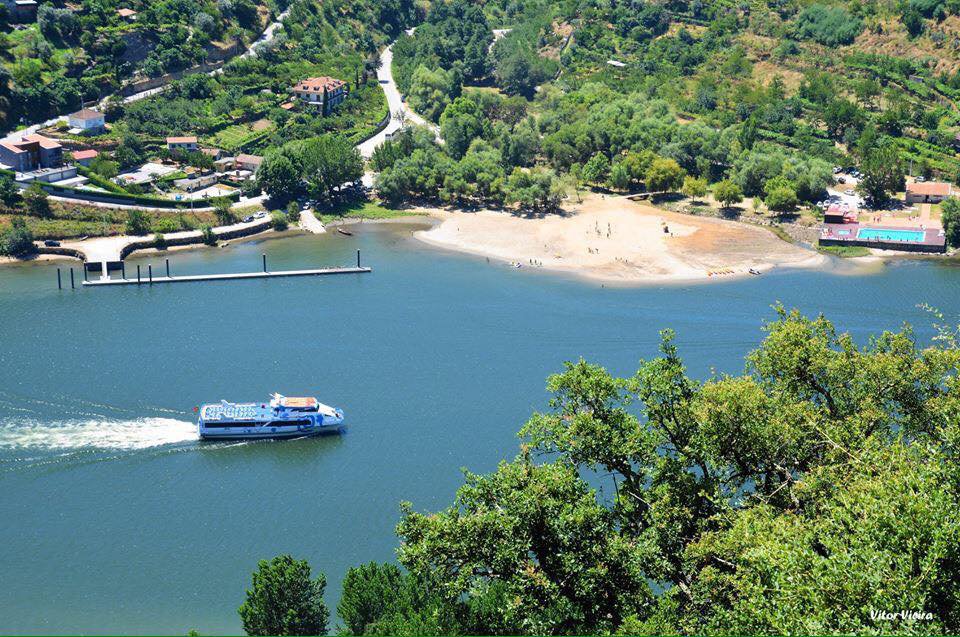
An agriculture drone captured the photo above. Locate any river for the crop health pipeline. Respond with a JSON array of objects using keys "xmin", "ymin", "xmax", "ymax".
[{"xmin": 1, "ymin": 223, "xmax": 958, "ymax": 634}]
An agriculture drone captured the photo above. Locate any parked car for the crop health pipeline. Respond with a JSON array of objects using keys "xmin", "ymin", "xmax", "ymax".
[
  {"xmin": 837, "ymin": 177, "xmax": 846, "ymax": 184},
  {"xmin": 43, "ymin": 240, "xmax": 61, "ymax": 247},
  {"xmin": 915, "ymin": 176, "xmax": 926, "ymax": 182},
  {"xmin": 844, "ymin": 189, "xmax": 855, "ymax": 196},
  {"xmin": 242, "ymin": 215, "xmax": 254, "ymax": 223},
  {"xmin": 254, "ymin": 211, "xmax": 267, "ymax": 219}
]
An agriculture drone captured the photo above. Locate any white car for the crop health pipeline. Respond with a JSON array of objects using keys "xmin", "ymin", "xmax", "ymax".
[{"xmin": 844, "ymin": 189, "xmax": 855, "ymax": 196}]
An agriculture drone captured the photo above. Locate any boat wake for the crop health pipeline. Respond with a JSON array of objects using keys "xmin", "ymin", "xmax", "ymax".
[{"xmin": 0, "ymin": 417, "xmax": 198, "ymax": 452}]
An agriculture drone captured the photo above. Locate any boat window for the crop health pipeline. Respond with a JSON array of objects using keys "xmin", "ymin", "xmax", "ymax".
[
  {"xmin": 267, "ymin": 419, "xmax": 312, "ymax": 427},
  {"xmin": 202, "ymin": 421, "xmax": 256, "ymax": 428}
]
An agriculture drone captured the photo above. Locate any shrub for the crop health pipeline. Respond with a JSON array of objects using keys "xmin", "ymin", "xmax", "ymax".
[
  {"xmin": 271, "ymin": 211, "xmax": 290, "ymax": 231},
  {"xmin": 201, "ymin": 225, "xmax": 217, "ymax": 246},
  {"xmin": 23, "ymin": 183, "xmax": 52, "ymax": 218},
  {"xmin": 0, "ymin": 217, "xmax": 36, "ymax": 257},
  {"xmin": 125, "ymin": 209, "xmax": 151, "ymax": 235},
  {"xmin": 153, "ymin": 233, "xmax": 168, "ymax": 250},
  {"xmin": 152, "ymin": 217, "xmax": 182, "ymax": 233},
  {"xmin": 794, "ymin": 5, "xmax": 864, "ymax": 46}
]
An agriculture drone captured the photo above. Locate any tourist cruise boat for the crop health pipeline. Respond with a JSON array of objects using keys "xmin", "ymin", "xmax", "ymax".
[{"xmin": 197, "ymin": 394, "xmax": 344, "ymax": 440}]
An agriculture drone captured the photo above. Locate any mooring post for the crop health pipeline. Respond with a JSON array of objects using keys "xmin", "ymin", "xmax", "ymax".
[
  {"xmin": 57, "ymin": 268, "xmax": 62, "ymax": 290},
  {"xmin": 137, "ymin": 265, "xmax": 141, "ymax": 284},
  {"xmin": 83, "ymin": 265, "xmax": 88, "ymax": 282},
  {"xmin": 121, "ymin": 262, "xmax": 126, "ymax": 280},
  {"xmin": 166, "ymin": 259, "xmax": 170, "ymax": 278},
  {"xmin": 262, "ymin": 253, "xmax": 267, "ymax": 273},
  {"xmin": 148, "ymin": 264, "xmax": 153, "ymax": 284},
  {"xmin": 69, "ymin": 267, "xmax": 75, "ymax": 289},
  {"xmin": 357, "ymin": 249, "xmax": 360, "ymax": 268}
]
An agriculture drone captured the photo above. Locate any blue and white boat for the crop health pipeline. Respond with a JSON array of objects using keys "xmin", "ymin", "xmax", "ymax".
[{"xmin": 197, "ymin": 393, "xmax": 344, "ymax": 440}]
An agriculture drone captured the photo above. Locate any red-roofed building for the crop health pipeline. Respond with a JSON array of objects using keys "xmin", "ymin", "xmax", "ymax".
[
  {"xmin": 72, "ymin": 149, "xmax": 99, "ymax": 166},
  {"xmin": 292, "ymin": 76, "xmax": 348, "ymax": 113},
  {"xmin": 905, "ymin": 181, "xmax": 953, "ymax": 204}
]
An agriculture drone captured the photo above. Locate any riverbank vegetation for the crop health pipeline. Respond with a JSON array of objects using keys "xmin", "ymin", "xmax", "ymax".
[
  {"xmin": 239, "ymin": 308, "xmax": 960, "ymax": 635},
  {"xmin": 381, "ymin": 0, "xmax": 960, "ymax": 216},
  {"xmin": 0, "ymin": 0, "xmax": 280, "ymax": 129}
]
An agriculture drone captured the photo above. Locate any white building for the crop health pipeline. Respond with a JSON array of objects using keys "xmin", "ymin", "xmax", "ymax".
[{"xmin": 67, "ymin": 108, "xmax": 106, "ymax": 134}]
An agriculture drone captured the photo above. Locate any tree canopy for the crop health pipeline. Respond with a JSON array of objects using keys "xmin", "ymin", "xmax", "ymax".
[
  {"xmin": 338, "ymin": 308, "xmax": 960, "ymax": 635},
  {"xmin": 238, "ymin": 555, "xmax": 329, "ymax": 636}
]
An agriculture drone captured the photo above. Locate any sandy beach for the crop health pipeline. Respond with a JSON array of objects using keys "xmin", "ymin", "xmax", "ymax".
[{"xmin": 414, "ymin": 194, "xmax": 827, "ymax": 283}]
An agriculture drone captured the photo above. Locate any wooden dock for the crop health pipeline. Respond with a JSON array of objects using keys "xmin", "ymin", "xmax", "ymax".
[{"xmin": 82, "ymin": 266, "xmax": 371, "ymax": 287}]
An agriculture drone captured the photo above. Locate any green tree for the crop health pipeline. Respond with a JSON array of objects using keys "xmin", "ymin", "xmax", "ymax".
[
  {"xmin": 682, "ymin": 175, "xmax": 708, "ymax": 202},
  {"xmin": 271, "ymin": 211, "xmax": 290, "ymax": 231},
  {"xmin": 764, "ymin": 185, "xmax": 798, "ymax": 212},
  {"xmin": 88, "ymin": 156, "xmax": 119, "ymax": 179},
  {"xmin": 645, "ymin": 157, "xmax": 685, "ymax": 192},
  {"xmin": 439, "ymin": 97, "xmax": 487, "ymax": 160},
  {"xmin": 941, "ymin": 197, "xmax": 960, "ymax": 248},
  {"xmin": 0, "ymin": 217, "xmax": 36, "ymax": 257},
  {"xmin": 582, "ymin": 152, "xmax": 610, "ymax": 186},
  {"xmin": 125, "ymin": 209, "xmax": 150, "ymax": 235},
  {"xmin": 238, "ymin": 555, "xmax": 329, "ymax": 636},
  {"xmin": 763, "ymin": 175, "xmax": 799, "ymax": 212},
  {"xmin": 22, "ymin": 182, "xmax": 51, "ymax": 218},
  {"xmin": 298, "ymin": 136, "xmax": 363, "ymax": 200},
  {"xmin": 387, "ymin": 309, "xmax": 960, "ymax": 635},
  {"xmin": 857, "ymin": 144, "xmax": 904, "ymax": 205},
  {"xmin": 0, "ymin": 173, "xmax": 19, "ymax": 206},
  {"xmin": 337, "ymin": 562, "xmax": 407, "ymax": 635},
  {"xmin": 212, "ymin": 198, "xmax": 234, "ymax": 225},
  {"xmin": 407, "ymin": 65, "xmax": 460, "ymax": 123},
  {"xmin": 714, "ymin": 179, "xmax": 744, "ymax": 208},
  {"xmin": 609, "ymin": 161, "xmax": 631, "ymax": 191},
  {"xmin": 153, "ymin": 233, "xmax": 167, "ymax": 250},
  {"xmin": 257, "ymin": 153, "xmax": 301, "ymax": 204}
]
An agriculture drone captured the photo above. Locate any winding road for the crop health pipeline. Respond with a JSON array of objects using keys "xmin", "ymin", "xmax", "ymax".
[{"xmin": 356, "ymin": 41, "xmax": 436, "ymax": 159}]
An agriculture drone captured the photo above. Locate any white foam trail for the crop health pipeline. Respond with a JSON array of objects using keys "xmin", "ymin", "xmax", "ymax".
[{"xmin": 0, "ymin": 417, "xmax": 198, "ymax": 451}]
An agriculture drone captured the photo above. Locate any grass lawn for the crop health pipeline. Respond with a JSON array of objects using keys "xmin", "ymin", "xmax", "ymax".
[
  {"xmin": 817, "ymin": 245, "xmax": 872, "ymax": 258},
  {"xmin": 207, "ymin": 122, "xmax": 273, "ymax": 151},
  {"xmin": 316, "ymin": 200, "xmax": 424, "ymax": 224}
]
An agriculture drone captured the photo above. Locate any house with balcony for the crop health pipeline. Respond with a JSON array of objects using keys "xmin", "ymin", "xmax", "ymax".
[{"xmin": 292, "ymin": 76, "xmax": 348, "ymax": 114}]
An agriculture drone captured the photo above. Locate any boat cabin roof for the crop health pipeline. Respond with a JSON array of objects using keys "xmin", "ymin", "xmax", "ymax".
[{"xmin": 280, "ymin": 396, "xmax": 317, "ymax": 409}]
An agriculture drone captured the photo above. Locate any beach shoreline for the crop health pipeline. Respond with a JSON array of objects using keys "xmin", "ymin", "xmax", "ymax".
[{"xmin": 411, "ymin": 194, "xmax": 831, "ymax": 285}]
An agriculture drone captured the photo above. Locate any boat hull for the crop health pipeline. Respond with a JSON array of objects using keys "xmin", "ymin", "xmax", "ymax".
[{"xmin": 198, "ymin": 424, "xmax": 342, "ymax": 440}]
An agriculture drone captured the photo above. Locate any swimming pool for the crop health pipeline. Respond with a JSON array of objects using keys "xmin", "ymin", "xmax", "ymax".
[{"xmin": 857, "ymin": 228, "xmax": 926, "ymax": 242}]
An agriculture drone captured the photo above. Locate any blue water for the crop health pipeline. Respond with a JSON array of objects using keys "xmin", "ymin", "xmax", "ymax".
[
  {"xmin": 1, "ymin": 223, "xmax": 959, "ymax": 634},
  {"xmin": 857, "ymin": 227, "xmax": 926, "ymax": 242}
]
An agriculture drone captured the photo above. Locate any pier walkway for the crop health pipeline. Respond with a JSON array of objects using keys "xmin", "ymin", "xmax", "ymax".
[{"xmin": 82, "ymin": 266, "xmax": 371, "ymax": 287}]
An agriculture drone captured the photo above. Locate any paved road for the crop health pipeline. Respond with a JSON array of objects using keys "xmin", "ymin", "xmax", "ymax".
[{"xmin": 356, "ymin": 42, "xmax": 436, "ymax": 158}]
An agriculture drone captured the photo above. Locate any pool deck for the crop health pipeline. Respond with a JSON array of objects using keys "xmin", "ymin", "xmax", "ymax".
[{"xmin": 819, "ymin": 222, "xmax": 946, "ymax": 254}]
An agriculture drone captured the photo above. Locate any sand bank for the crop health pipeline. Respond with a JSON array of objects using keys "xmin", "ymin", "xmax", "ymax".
[{"xmin": 414, "ymin": 194, "xmax": 827, "ymax": 284}]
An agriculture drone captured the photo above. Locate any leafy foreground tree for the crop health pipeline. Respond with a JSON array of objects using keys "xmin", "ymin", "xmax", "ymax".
[
  {"xmin": 238, "ymin": 555, "xmax": 329, "ymax": 636},
  {"xmin": 345, "ymin": 309, "xmax": 960, "ymax": 635}
]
